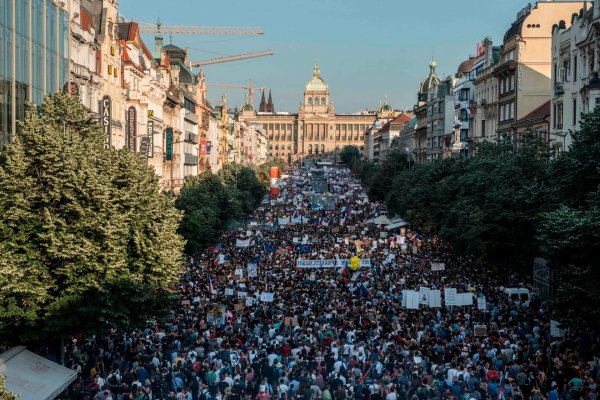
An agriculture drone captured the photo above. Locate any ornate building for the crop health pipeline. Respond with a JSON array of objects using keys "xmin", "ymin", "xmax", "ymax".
[{"xmin": 239, "ymin": 65, "xmax": 379, "ymax": 161}]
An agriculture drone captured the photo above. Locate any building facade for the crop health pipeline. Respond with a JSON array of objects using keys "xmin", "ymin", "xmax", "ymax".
[
  {"xmin": 0, "ymin": 0, "xmax": 70, "ymax": 148},
  {"xmin": 473, "ymin": 37, "xmax": 501, "ymax": 143},
  {"xmin": 494, "ymin": 1, "xmax": 585, "ymax": 137},
  {"xmin": 452, "ymin": 57, "xmax": 476, "ymax": 157},
  {"xmin": 550, "ymin": 3, "xmax": 600, "ymax": 151},
  {"xmin": 240, "ymin": 65, "xmax": 377, "ymax": 161},
  {"xmin": 414, "ymin": 60, "xmax": 441, "ymax": 163}
]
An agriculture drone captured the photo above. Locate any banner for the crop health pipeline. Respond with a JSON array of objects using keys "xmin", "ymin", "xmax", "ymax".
[
  {"xmin": 101, "ymin": 95, "xmax": 112, "ymax": 149},
  {"xmin": 206, "ymin": 140, "xmax": 212, "ymax": 155},
  {"xmin": 428, "ymin": 290, "xmax": 442, "ymax": 308},
  {"xmin": 199, "ymin": 140, "xmax": 207, "ymax": 156},
  {"xmin": 477, "ymin": 296, "xmax": 487, "ymax": 311},
  {"xmin": 402, "ymin": 290, "xmax": 420, "ymax": 309},
  {"xmin": 127, "ymin": 106, "xmax": 137, "ymax": 151},
  {"xmin": 419, "ymin": 287, "xmax": 430, "ymax": 305},
  {"xmin": 456, "ymin": 293, "xmax": 474, "ymax": 306},
  {"xmin": 278, "ymin": 216, "xmax": 290, "ymax": 225},
  {"xmin": 147, "ymin": 119, "xmax": 154, "ymax": 157},
  {"xmin": 206, "ymin": 303, "xmax": 227, "ymax": 325},
  {"xmin": 260, "ymin": 292, "xmax": 274, "ymax": 302},
  {"xmin": 296, "ymin": 259, "xmax": 371, "ymax": 268},
  {"xmin": 431, "ymin": 262, "xmax": 446, "ymax": 271},
  {"xmin": 236, "ymin": 238, "xmax": 251, "ymax": 248},
  {"xmin": 247, "ymin": 263, "xmax": 258, "ymax": 278},
  {"xmin": 165, "ymin": 128, "xmax": 174, "ymax": 160},
  {"xmin": 444, "ymin": 288, "xmax": 458, "ymax": 306}
]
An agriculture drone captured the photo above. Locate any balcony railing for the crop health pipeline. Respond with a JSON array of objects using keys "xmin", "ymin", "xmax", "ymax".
[
  {"xmin": 554, "ymin": 83, "xmax": 565, "ymax": 96},
  {"xmin": 184, "ymin": 153, "xmax": 198, "ymax": 165},
  {"xmin": 184, "ymin": 131, "xmax": 198, "ymax": 144}
]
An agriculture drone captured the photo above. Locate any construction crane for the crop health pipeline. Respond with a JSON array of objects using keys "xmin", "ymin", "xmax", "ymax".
[
  {"xmin": 206, "ymin": 80, "xmax": 266, "ymax": 107},
  {"xmin": 138, "ymin": 20, "xmax": 264, "ymax": 36},
  {"xmin": 190, "ymin": 51, "xmax": 273, "ymax": 68}
]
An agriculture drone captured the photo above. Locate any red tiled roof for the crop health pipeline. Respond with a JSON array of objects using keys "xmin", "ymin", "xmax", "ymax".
[
  {"xmin": 391, "ymin": 113, "xmax": 413, "ymax": 125},
  {"xmin": 512, "ymin": 100, "xmax": 550, "ymax": 128},
  {"xmin": 80, "ymin": 8, "xmax": 94, "ymax": 33}
]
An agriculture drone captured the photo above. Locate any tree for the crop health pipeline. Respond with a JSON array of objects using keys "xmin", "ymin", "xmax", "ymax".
[
  {"xmin": 0, "ymin": 93, "xmax": 184, "ymax": 343},
  {"xmin": 340, "ymin": 145, "xmax": 360, "ymax": 165},
  {"xmin": 0, "ymin": 374, "xmax": 18, "ymax": 400}
]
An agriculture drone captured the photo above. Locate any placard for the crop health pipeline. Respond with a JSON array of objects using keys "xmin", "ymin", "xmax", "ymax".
[
  {"xmin": 224, "ymin": 288, "xmax": 234, "ymax": 296},
  {"xmin": 260, "ymin": 292, "xmax": 274, "ymax": 302},
  {"xmin": 477, "ymin": 296, "xmax": 487, "ymax": 311},
  {"xmin": 428, "ymin": 290, "xmax": 442, "ymax": 308},
  {"xmin": 247, "ymin": 263, "xmax": 258, "ymax": 278},
  {"xmin": 284, "ymin": 316, "xmax": 299, "ymax": 326},
  {"xmin": 245, "ymin": 297, "xmax": 255, "ymax": 306},
  {"xmin": 431, "ymin": 262, "xmax": 446, "ymax": 271},
  {"xmin": 419, "ymin": 287, "xmax": 430, "ymax": 305},
  {"xmin": 444, "ymin": 288, "xmax": 458, "ymax": 307},
  {"xmin": 206, "ymin": 303, "xmax": 227, "ymax": 326},
  {"xmin": 474, "ymin": 325, "xmax": 487, "ymax": 337},
  {"xmin": 237, "ymin": 291, "xmax": 247, "ymax": 299}
]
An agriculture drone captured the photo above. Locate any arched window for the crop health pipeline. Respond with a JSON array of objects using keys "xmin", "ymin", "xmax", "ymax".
[
  {"xmin": 315, "ymin": 145, "xmax": 319, "ymax": 155},
  {"xmin": 314, "ymin": 97, "xmax": 320, "ymax": 106},
  {"xmin": 321, "ymin": 144, "xmax": 325, "ymax": 153},
  {"xmin": 308, "ymin": 144, "xmax": 312, "ymax": 154},
  {"xmin": 321, "ymin": 97, "xmax": 326, "ymax": 105},
  {"xmin": 308, "ymin": 97, "xmax": 313, "ymax": 105}
]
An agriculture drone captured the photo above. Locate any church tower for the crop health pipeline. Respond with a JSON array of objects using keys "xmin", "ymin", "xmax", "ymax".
[{"xmin": 259, "ymin": 91, "xmax": 268, "ymax": 112}]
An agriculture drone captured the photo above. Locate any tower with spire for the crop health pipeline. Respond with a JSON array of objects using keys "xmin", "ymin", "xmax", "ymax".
[
  {"xmin": 259, "ymin": 90, "xmax": 268, "ymax": 112},
  {"xmin": 267, "ymin": 90, "xmax": 274, "ymax": 112}
]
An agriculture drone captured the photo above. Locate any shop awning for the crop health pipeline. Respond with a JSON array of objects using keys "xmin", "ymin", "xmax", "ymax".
[{"xmin": 0, "ymin": 346, "xmax": 77, "ymax": 400}]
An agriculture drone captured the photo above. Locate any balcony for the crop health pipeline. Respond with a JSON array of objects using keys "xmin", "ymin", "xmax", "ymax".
[
  {"xmin": 184, "ymin": 110, "xmax": 198, "ymax": 124},
  {"xmin": 71, "ymin": 63, "xmax": 92, "ymax": 80},
  {"xmin": 554, "ymin": 83, "xmax": 565, "ymax": 96},
  {"xmin": 184, "ymin": 153, "xmax": 198, "ymax": 165},
  {"xmin": 184, "ymin": 131, "xmax": 198, "ymax": 144}
]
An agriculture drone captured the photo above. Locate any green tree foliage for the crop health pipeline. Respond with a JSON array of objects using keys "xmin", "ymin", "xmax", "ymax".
[
  {"xmin": 176, "ymin": 165, "xmax": 265, "ymax": 256},
  {"xmin": 339, "ymin": 145, "xmax": 360, "ymax": 165},
  {"xmin": 0, "ymin": 93, "xmax": 184, "ymax": 343},
  {"xmin": 0, "ymin": 374, "xmax": 18, "ymax": 400}
]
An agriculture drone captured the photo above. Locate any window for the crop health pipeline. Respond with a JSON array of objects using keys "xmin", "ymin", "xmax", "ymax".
[
  {"xmin": 308, "ymin": 97, "xmax": 313, "ymax": 105},
  {"xmin": 460, "ymin": 129, "xmax": 469, "ymax": 141},
  {"xmin": 563, "ymin": 59, "xmax": 570, "ymax": 82},
  {"xmin": 554, "ymin": 63, "xmax": 558, "ymax": 84},
  {"xmin": 510, "ymin": 75, "xmax": 515, "ymax": 91},
  {"xmin": 557, "ymin": 103, "xmax": 563, "ymax": 129},
  {"xmin": 321, "ymin": 97, "xmax": 326, "ymax": 105},
  {"xmin": 500, "ymin": 104, "xmax": 505, "ymax": 121},
  {"xmin": 481, "ymin": 120, "xmax": 486, "ymax": 137},
  {"xmin": 573, "ymin": 98, "xmax": 577, "ymax": 125},
  {"xmin": 574, "ymin": 56, "xmax": 578, "ymax": 81},
  {"xmin": 314, "ymin": 97, "xmax": 320, "ymax": 106}
]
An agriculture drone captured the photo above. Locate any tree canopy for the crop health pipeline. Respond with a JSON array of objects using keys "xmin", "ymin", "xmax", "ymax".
[
  {"xmin": 0, "ymin": 93, "xmax": 184, "ymax": 343},
  {"xmin": 353, "ymin": 110, "xmax": 600, "ymax": 329}
]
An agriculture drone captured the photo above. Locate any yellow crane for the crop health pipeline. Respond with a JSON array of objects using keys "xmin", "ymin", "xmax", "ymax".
[
  {"xmin": 206, "ymin": 80, "xmax": 266, "ymax": 108},
  {"xmin": 190, "ymin": 51, "xmax": 273, "ymax": 68}
]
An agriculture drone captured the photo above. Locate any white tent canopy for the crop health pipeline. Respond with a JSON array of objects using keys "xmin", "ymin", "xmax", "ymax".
[
  {"xmin": 371, "ymin": 215, "xmax": 392, "ymax": 225},
  {"xmin": 0, "ymin": 346, "xmax": 77, "ymax": 400}
]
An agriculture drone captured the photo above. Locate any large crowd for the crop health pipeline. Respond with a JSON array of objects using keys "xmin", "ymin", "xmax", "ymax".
[{"xmin": 64, "ymin": 166, "xmax": 600, "ymax": 400}]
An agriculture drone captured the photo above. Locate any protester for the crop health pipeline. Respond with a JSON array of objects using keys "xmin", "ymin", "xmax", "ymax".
[{"xmin": 63, "ymin": 165, "xmax": 599, "ymax": 400}]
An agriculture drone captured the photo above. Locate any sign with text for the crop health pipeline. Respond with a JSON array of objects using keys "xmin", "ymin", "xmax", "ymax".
[
  {"xmin": 296, "ymin": 259, "xmax": 371, "ymax": 268},
  {"xmin": 199, "ymin": 140, "xmax": 207, "ymax": 156},
  {"xmin": 165, "ymin": 128, "xmax": 174, "ymax": 160},
  {"xmin": 101, "ymin": 95, "xmax": 112, "ymax": 149},
  {"xmin": 430, "ymin": 262, "xmax": 446, "ymax": 271},
  {"xmin": 127, "ymin": 106, "xmax": 137, "ymax": 151},
  {"xmin": 147, "ymin": 119, "xmax": 154, "ymax": 157}
]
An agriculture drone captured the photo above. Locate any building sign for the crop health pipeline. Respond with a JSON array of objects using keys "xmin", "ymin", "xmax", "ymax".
[
  {"xmin": 139, "ymin": 137, "xmax": 150, "ymax": 156},
  {"xmin": 516, "ymin": 3, "xmax": 532, "ymax": 21},
  {"xmin": 147, "ymin": 120, "xmax": 154, "ymax": 158},
  {"xmin": 206, "ymin": 140, "xmax": 212, "ymax": 155},
  {"xmin": 165, "ymin": 128, "xmax": 174, "ymax": 160},
  {"xmin": 199, "ymin": 140, "xmax": 207, "ymax": 156},
  {"xmin": 127, "ymin": 106, "xmax": 137, "ymax": 151},
  {"xmin": 101, "ymin": 95, "xmax": 112, "ymax": 149}
]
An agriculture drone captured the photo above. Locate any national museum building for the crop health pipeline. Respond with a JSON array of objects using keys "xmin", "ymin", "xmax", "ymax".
[{"xmin": 239, "ymin": 65, "xmax": 393, "ymax": 160}]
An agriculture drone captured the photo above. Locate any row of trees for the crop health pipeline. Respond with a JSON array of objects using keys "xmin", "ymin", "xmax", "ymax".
[
  {"xmin": 0, "ymin": 93, "xmax": 266, "ymax": 347},
  {"xmin": 175, "ymin": 163, "xmax": 265, "ymax": 255},
  {"xmin": 341, "ymin": 108, "xmax": 600, "ymax": 328}
]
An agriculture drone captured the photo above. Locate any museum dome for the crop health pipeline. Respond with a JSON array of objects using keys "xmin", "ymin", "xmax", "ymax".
[{"xmin": 305, "ymin": 64, "xmax": 328, "ymax": 92}]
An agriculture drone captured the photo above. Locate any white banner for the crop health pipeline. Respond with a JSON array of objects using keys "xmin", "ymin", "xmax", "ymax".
[
  {"xmin": 419, "ymin": 287, "xmax": 430, "ymax": 305},
  {"xmin": 444, "ymin": 288, "xmax": 458, "ymax": 306},
  {"xmin": 224, "ymin": 288, "xmax": 234, "ymax": 296},
  {"xmin": 278, "ymin": 216, "xmax": 290, "ymax": 225},
  {"xmin": 430, "ymin": 262, "xmax": 446, "ymax": 271},
  {"xmin": 260, "ymin": 292, "xmax": 274, "ymax": 302},
  {"xmin": 456, "ymin": 293, "xmax": 474, "ymax": 306},
  {"xmin": 428, "ymin": 290, "xmax": 442, "ymax": 308},
  {"xmin": 477, "ymin": 296, "xmax": 487, "ymax": 311},
  {"xmin": 236, "ymin": 238, "xmax": 251, "ymax": 248},
  {"xmin": 247, "ymin": 263, "xmax": 258, "ymax": 278},
  {"xmin": 296, "ymin": 259, "xmax": 372, "ymax": 268},
  {"xmin": 402, "ymin": 290, "xmax": 420, "ymax": 309}
]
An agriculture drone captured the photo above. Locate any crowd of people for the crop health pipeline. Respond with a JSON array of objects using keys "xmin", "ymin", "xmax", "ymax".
[{"xmin": 64, "ymin": 165, "xmax": 600, "ymax": 400}]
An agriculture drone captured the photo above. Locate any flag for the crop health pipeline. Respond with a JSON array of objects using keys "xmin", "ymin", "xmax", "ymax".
[
  {"xmin": 263, "ymin": 244, "xmax": 277, "ymax": 254},
  {"xmin": 498, "ymin": 367, "xmax": 507, "ymax": 400},
  {"xmin": 208, "ymin": 277, "xmax": 214, "ymax": 292},
  {"xmin": 299, "ymin": 244, "xmax": 312, "ymax": 254},
  {"xmin": 213, "ymin": 243, "xmax": 222, "ymax": 252},
  {"xmin": 358, "ymin": 283, "xmax": 368, "ymax": 297}
]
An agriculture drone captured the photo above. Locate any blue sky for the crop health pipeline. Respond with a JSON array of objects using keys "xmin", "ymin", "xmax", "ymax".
[{"xmin": 120, "ymin": 0, "xmax": 534, "ymax": 113}]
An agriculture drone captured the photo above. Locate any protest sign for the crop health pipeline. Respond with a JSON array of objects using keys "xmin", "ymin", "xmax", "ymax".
[
  {"xmin": 245, "ymin": 297, "xmax": 255, "ymax": 307},
  {"xmin": 260, "ymin": 292, "xmax": 274, "ymax": 302},
  {"xmin": 296, "ymin": 259, "xmax": 372, "ymax": 268},
  {"xmin": 474, "ymin": 325, "xmax": 487, "ymax": 337},
  {"xmin": 206, "ymin": 303, "xmax": 227, "ymax": 325},
  {"xmin": 428, "ymin": 290, "xmax": 442, "ymax": 308},
  {"xmin": 224, "ymin": 288, "xmax": 234, "ymax": 296},
  {"xmin": 419, "ymin": 287, "xmax": 430, "ymax": 305},
  {"xmin": 477, "ymin": 296, "xmax": 487, "ymax": 311},
  {"xmin": 430, "ymin": 262, "xmax": 445, "ymax": 271},
  {"xmin": 444, "ymin": 288, "xmax": 458, "ymax": 306},
  {"xmin": 237, "ymin": 291, "xmax": 247, "ymax": 299},
  {"xmin": 235, "ymin": 238, "xmax": 251, "ymax": 248},
  {"xmin": 247, "ymin": 263, "xmax": 258, "ymax": 278}
]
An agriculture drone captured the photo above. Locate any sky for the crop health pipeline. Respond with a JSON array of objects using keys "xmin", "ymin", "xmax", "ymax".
[{"xmin": 120, "ymin": 0, "xmax": 534, "ymax": 113}]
